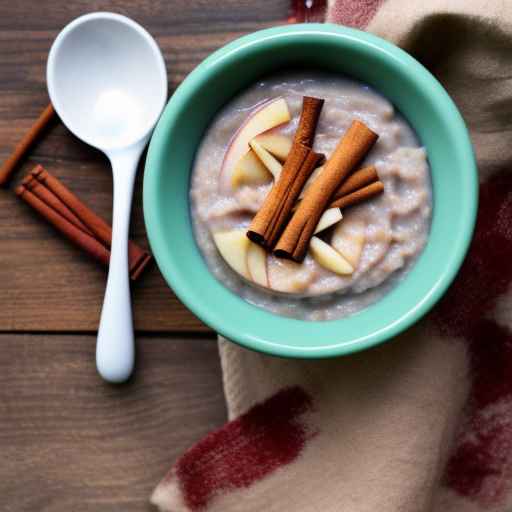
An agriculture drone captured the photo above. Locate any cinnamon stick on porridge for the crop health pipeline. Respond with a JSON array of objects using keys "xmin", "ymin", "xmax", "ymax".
[
  {"xmin": 332, "ymin": 165, "xmax": 379, "ymax": 199},
  {"xmin": 295, "ymin": 165, "xmax": 383, "ymax": 210},
  {"xmin": 329, "ymin": 181, "xmax": 384, "ymax": 210},
  {"xmin": 247, "ymin": 96, "xmax": 324, "ymax": 249},
  {"xmin": 274, "ymin": 120, "xmax": 378, "ymax": 262}
]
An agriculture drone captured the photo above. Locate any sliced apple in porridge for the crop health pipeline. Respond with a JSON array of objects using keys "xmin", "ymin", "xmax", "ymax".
[
  {"xmin": 249, "ymin": 139, "xmax": 283, "ymax": 180},
  {"xmin": 309, "ymin": 236, "xmax": 354, "ymax": 276},
  {"xmin": 314, "ymin": 208, "xmax": 343, "ymax": 235},
  {"xmin": 267, "ymin": 257, "xmax": 316, "ymax": 293},
  {"xmin": 231, "ymin": 150, "xmax": 272, "ymax": 188},
  {"xmin": 253, "ymin": 133, "xmax": 292, "ymax": 161},
  {"xmin": 247, "ymin": 242, "xmax": 268, "ymax": 287},
  {"xmin": 219, "ymin": 97, "xmax": 291, "ymax": 192},
  {"xmin": 331, "ymin": 217, "xmax": 366, "ymax": 268},
  {"xmin": 213, "ymin": 230, "xmax": 251, "ymax": 279}
]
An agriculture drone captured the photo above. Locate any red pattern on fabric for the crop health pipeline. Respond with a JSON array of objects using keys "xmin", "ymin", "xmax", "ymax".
[
  {"xmin": 328, "ymin": 0, "xmax": 384, "ymax": 28},
  {"xmin": 444, "ymin": 321, "xmax": 512, "ymax": 504},
  {"xmin": 434, "ymin": 171, "xmax": 512, "ymax": 504},
  {"xmin": 289, "ymin": 0, "xmax": 327, "ymax": 23},
  {"xmin": 173, "ymin": 386, "xmax": 315, "ymax": 510},
  {"xmin": 434, "ymin": 172, "xmax": 512, "ymax": 340}
]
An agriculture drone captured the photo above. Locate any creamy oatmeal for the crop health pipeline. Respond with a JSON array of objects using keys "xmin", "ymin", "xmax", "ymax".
[{"xmin": 190, "ymin": 72, "xmax": 432, "ymax": 321}]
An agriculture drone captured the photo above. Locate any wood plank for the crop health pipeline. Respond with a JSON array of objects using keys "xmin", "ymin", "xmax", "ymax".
[
  {"xmin": 0, "ymin": 334, "xmax": 226, "ymax": 511},
  {"xmin": 0, "ymin": 1, "xmax": 290, "ymax": 331}
]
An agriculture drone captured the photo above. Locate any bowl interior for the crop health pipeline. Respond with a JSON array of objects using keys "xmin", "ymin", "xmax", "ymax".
[{"xmin": 144, "ymin": 24, "xmax": 477, "ymax": 358}]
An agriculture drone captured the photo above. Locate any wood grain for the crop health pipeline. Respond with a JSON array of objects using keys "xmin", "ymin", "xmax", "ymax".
[
  {"xmin": 0, "ymin": 334, "xmax": 225, "ymax": 511},
  {"xmin": 0, "ymin": 0, "xmax": 290, "ymax": 331}
]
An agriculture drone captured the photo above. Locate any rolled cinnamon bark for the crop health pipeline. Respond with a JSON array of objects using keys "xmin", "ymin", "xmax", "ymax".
[
  {"xmin": 294, "ymin": 96, "xmax": 324, "ymax": 147},
  {"xmin": 332, "ymin": 165, "xmax": 378, "ymax": 200},
  {"xmin": 0, "ymin": 103, "xmax": 56, "ymax": 187},
  {"xmin": 17, "ymin": 165, "xmax": 152, "ymax": 280},
  {"xmin": 274, "ymin": 120, "xmax": 378, "ymax": 262},
  {"xmin": 21, "ymin": 173, "xmax": 93, "ymax": 234},
  {"xmin": 31, "ymin": 166, "xmax": 115, "ymax": 245},
  {"xmin": 247, "ymin": 96, "xmax": 324, "ymax": 248},
  {"xmin": 16, "ymin": 184, "xmax": 111, "ymax": 265},
  {"xmin": 248, "ymin": 144, "xmax": 323, "ymax": 248},
  {"xmin": 329, "ymin": 181, "xmax": 384, "ymax": 209}
]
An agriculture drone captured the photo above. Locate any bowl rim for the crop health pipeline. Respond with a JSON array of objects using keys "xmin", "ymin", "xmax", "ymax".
[{"xmin": 143, "ymin": 23, "xmax": 478, "ymax": 358}]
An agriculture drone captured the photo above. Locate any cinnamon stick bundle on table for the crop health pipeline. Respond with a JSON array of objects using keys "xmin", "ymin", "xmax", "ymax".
[
  {"xmin": 16, "ymin": 165, "xmax": 151, "ymax": 280},
  {"xmin": 0, "ymin": 103, "xmax": 152, "ymax": 280}
]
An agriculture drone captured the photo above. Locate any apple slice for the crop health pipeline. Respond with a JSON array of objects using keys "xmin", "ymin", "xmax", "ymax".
[
  {"xmin": 247, "ymin": 242, "xmax": 268, "ymax": 287},
  {"xmin": 253, "ymin": 133, "xmax": 292, "ymax": 161},
  {"xmin": 332, "ymin": 218, "xmax": 366, "ymax": 268},
  {"xmin": 267, "ymin": 256, "xmax": 315, "ymax": 293},
  {"xmin": 219, "ymin": 98, "xmax": 291, "ymax": 192},
  {"xmin": 213, "ymin": 230, "xmax": 251, "ymax": 279},
  {"xmin": 249, "ymin": 139, "xmax": 283, "ymax": 180},
  {"xmin": 309, "ymin": 236, "xmax": 354, "ymax": 275},
  {"xmin": 231, "ymin": 150, "xmax": 273, "ymax": 188},
  {"xmin": 314, "ymin": 208, "xmax": 343, "ymax": 234}
]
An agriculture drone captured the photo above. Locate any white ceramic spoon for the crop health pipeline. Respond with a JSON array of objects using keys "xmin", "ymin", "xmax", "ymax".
[{"xmin": 47, "ymin": 13, "xmax": 167, "ymax": 383}]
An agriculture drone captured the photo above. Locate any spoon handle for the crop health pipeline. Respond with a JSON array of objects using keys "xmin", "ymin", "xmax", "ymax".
[{"xmin": 96, "ymin": 149, "xmax": 141, "ymax": 383}]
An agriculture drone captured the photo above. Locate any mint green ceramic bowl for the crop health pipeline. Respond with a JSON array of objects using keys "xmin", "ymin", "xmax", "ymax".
[{"xmin": 144, "ymin": 24, "xmax": 477, "ymax": 358}]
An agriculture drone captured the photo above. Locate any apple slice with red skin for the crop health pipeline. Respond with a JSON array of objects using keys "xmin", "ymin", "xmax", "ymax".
[{"xmin": 219, "ymin": 98, "xmax": 291, "ymax": 193}]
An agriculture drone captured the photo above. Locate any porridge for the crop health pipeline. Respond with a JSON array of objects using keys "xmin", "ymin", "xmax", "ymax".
[{"xmin": 190, "ymin": 72, "xmax": 432, "ymax": 321}]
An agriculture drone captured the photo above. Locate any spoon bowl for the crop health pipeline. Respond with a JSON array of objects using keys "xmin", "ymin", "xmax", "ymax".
[
  {"xmin": 47, "ymin": 12, "xmax": 167, "ymax": 151},
  {"xmin": 47, "ymin": 13, "xmax": 167, "ymax": 383}
]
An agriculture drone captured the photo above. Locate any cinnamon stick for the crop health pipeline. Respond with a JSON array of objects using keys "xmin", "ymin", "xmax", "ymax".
[
  {"xmin": 17, "ymin": 165, "xmax": 152, "ymax": 280},
  {"xmin": 275, "ymin": 120, "xmax": 378, "ymax": 262},
  {"xmin": 0, "ymin": 103, "xmax": 56, "ymax": 187},
  {"xmin": 31, "ymin": 166, "xmax": 121, "ymax": 249},
  {"xmin": 21, "ymin": 173, "xmax": 93, "ymax": 234},
  {"xmin": 247, "ymin": 96, "xmax": 324, "ymax": 248},
  {"xmin": 247, "ymin": 143, "xmax": 311, "ymax": 246},
  {"xmin": 294, "ymin": 96, "xmax": 324, "ymax": 147},
  {"xmin": 329, "ymin": 181, "xmax": 384, "ymax": 209},
  {"xmin": 16, "ymin": 184, "xmax": 111, "ymax": 266},
  {"xmin": 332, "ymin": 165, "xmax": 378, "ymax": 200},
  {"xmin": 294, "ymin": 165, "xmax": 379, "ymax": 211},
  {"xmin": 264, "ymin": 149, "xmax": 324, "ymax": 247}
]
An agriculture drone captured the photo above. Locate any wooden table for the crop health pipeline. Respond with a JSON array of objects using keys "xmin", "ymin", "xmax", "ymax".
[{"xmin": 0, "ymin": 2, "xmax": 289, "ymax": 509}]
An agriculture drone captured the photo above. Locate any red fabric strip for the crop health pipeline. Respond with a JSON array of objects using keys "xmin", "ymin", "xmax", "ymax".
[
  {"xmin": 435, "ymin": 171, "xmax": 512, "ymax": 504},
  {"xmin": 172, "ymin": 386, "xmax": 315, "ymax": 510}
]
